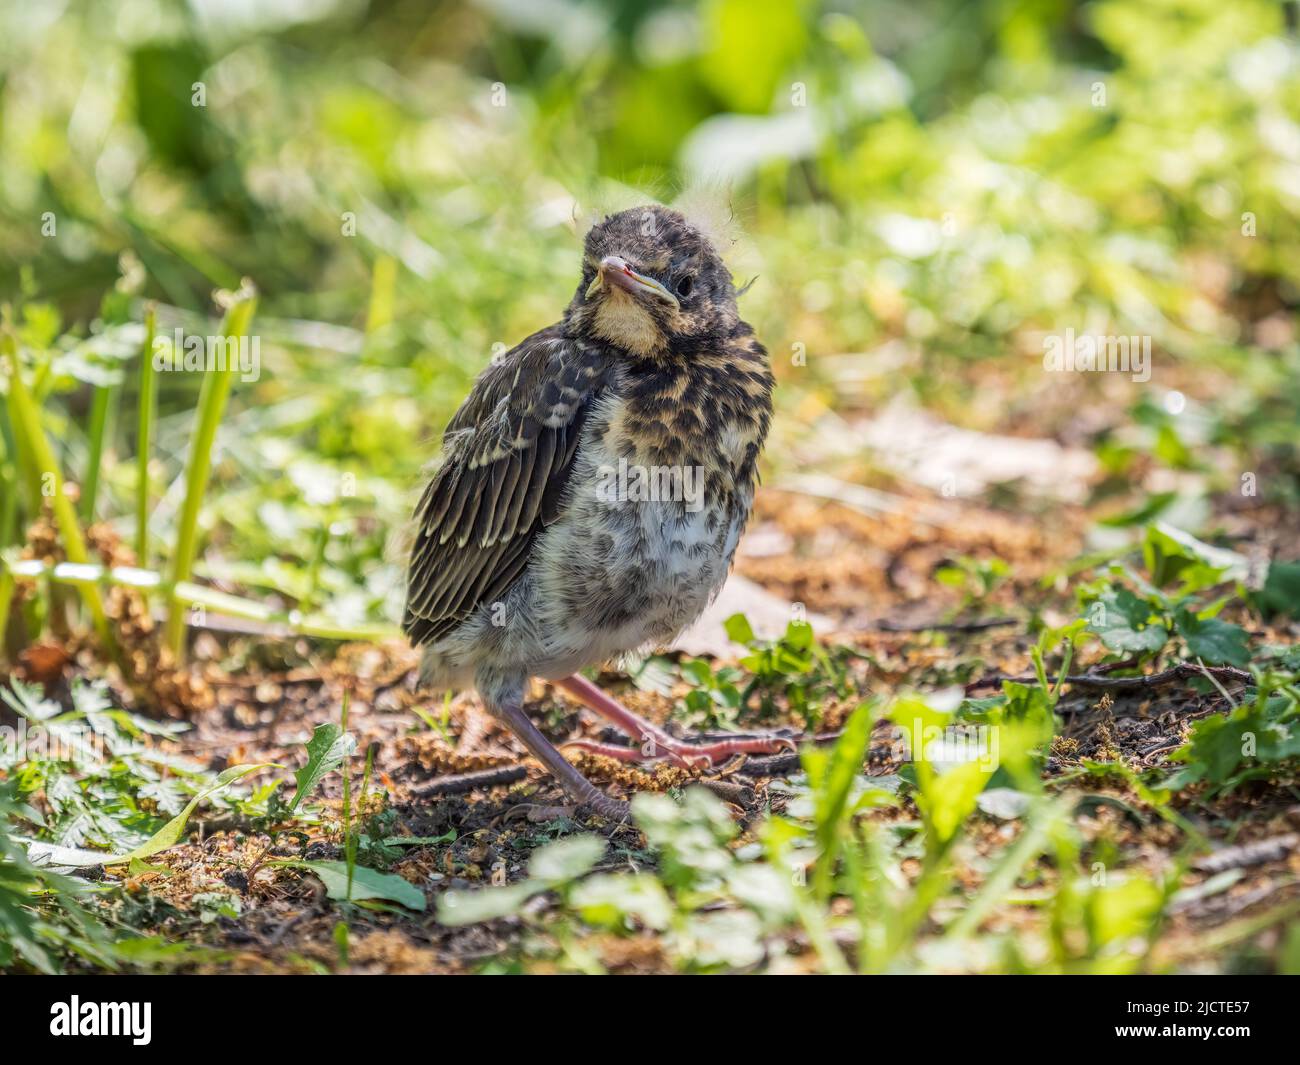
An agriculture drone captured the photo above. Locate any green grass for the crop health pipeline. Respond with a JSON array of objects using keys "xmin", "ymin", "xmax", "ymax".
[
  {"xmin": 162, "ymin": 285, "xmax": 258, "ymax": 658},
  {"xmin": 1, "ymin": 326, "xmax": 115, "ymax": 654},
  {"xmin": 81, "ymin": 382, "xmax": 115, "ymax": 525},
  {"xmin": 135, "ymin": 305, "xmax": 158, "ymax": 567}
]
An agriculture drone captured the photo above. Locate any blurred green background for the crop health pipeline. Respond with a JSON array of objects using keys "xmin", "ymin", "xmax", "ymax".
[{"xmin": 1, "ymin": 0, "xmax": 1297, "ymax": 630}]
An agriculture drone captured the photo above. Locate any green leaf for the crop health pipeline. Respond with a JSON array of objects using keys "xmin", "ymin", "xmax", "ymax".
[
  {"xmin": 723, "ymin": 613, "xmax": 756, "ymax": 645},
  {"xmin": 806, "ymin": 700, "xmax": 876, "ymax": 889},
  {"xmin": 290, "ymin": 722, "xmax": 356, "ymax": 812},
  {"xmin": 681, "ymin": 658, "xmax": 714, "ymax": 687},
  {"xmin": 935, "ymin": 566, "xmax": 967, "ymax": 587},
  {"xmin": 1086, "ymin": 587, "xmax": 1168, "ymax": 655},
  {"xmin": 1175, "ymin": 610, "xmax": 1250, "ymax": 667},
  {"xmin": 570, "ymin": 873, "xmax": 673, "ymax": 931},
  {"xmin": 527, "ymin": 835, "xmax": 605, "ymax": 883},
  {"xmin": 1257, "ymin": 560, "xmax": 1300, "ymax": 619},
  {"xmin": 632, "ymin": 788, "xmax": 736, "ymax": 884},
  {"xmin": 784, "ymin": 620, "xmax": 814, "ymax": 651},
  {"xmin": 280, "ymin": 860, "xmax": 425, "ymax": 911},
  {"xmin": 893, "ymin": 692, "xmax": 992, "ymax": 845},
  {"xmin": 1153, "ymin": 423, "xmax": 1193, "ymax": 470},
  {"xmin": 127, "ymin": 857, "xmax": 172, "ymax": 876},
  {"xmin": 434, "ymin": 835, "xmax": 604, "ymax": 926},
  {"xmin": 919, "ymin": 757, "xmax": 991, "ymax": 844},
  {"xmin": 994, "ymin": 681, "xmax": 1055, "ymax": 787},
  {"xmin": 437, "ymin": 881, "xmax": 537, "ymax": 926},
  {"xmin": 1142, "ymin": 522, "xmax": 1244, "ymax": 591},
  {"xmin": 109, "ymin": 764, "xmax": 274, "ymax": 865},
  {"xmin": 1097, "ymin": 492, "xmax": 1177, "ymax": 528},
  {"xmin": 1170, "ymin": 688, "xmax": 1300, "ymax": 791},
  {"xmin": 1089, "ymin": 876, "xmax": 1165, "ymax": 947}
]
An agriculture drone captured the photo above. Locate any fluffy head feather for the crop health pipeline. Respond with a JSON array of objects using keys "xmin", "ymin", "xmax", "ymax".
[{"xmin": 564, "ymin": 204, "xmax": 742, "ymax": 359}]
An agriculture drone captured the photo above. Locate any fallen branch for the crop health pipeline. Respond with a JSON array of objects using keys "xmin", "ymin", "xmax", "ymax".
[
  {"xmin": 410, "ymin": 764, "xmax": 527, "ymax": 797},
  {"xmin": 966, "ymin": 661, "xmax": 1253, "ymax": 694},
  {"xmin": 739, "ymin": 751, "xmax": 802, "ymax": 776},
  {"xmin": 1193, "ymin": 834, "xmax": 1298, "ymax": 875},
  {"xmin": 869, "ymin": 617, "xmax": 1018, "ymax": 634}
]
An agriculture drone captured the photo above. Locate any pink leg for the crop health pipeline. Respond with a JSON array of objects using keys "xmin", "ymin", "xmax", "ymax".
[
  {"xmin": 488, "ymin": 698, "xmax": 630, "ymax": 820},
  {"xmin": 554, "ymin": 674, "xmax": 797, "ymax": 769}
]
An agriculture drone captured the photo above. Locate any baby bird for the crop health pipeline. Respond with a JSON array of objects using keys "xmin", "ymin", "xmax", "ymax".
[{"xmin": 403, "ymin": 205, "xmax": 790, "ymax": 818}]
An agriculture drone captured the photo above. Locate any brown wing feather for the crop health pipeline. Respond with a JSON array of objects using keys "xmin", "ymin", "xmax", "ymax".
[{"xmin": 402, "ymin": 327, "xmax": 609, "ymax": 646}]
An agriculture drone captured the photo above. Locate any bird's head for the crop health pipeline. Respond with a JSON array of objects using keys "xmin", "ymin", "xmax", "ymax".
[{"xmin": 566, "ymin": 205, "xmax": 741, "ymax": 359}]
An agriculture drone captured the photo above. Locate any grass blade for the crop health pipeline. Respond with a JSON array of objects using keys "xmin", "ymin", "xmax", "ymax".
[
  {"xmin": 365, "ymin": 255, "xmax": 396, "ymax": 335},
  {"xmin": 2, "ymin": 329, "xmax": 116, "ymax": 655},
  {"xmin": 0, "ymin": 414, "xmax": 18, "ymax": 546},
  {"xmin": 341, "ymin": 691, "xmax": 355, "ymax": 901},
  {"xmin": 3, "ymin": 371, "xmax": 42, "ymax": 515},
  {"xmin": 135, "ymin": 305, "xmax": 158, "ymax": 566},
  {"xmin": 0, "ymin": 564, "xmax": 14, "ymax": 657},
  {"xmin": 81, "ymin": 380, "xmax": 116, "ymax": 524},
  {"xmin": 163, "ymin": 283, "xmax": 257, "ymax": 657},
  {"xmin": 942, "ymin": 794, "xmax": 1071, "ymax": 942}
]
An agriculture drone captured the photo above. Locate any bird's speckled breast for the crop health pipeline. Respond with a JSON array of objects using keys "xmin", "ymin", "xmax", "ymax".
[
  {"xmin": 526, "ymin": 387, "xmax": 754, "ymax": 666},
  {"xmin": 417, "ymin": 336, "xmax": 772, "ymax": 692}
]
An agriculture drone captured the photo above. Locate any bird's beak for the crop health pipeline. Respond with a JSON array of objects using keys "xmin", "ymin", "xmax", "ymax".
[{"xmin": 585, "ymin": 255, "xmax": 679, "ymax": 309}]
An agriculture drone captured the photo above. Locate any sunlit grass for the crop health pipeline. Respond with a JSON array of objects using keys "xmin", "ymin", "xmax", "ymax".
[
  {"xmin": 135, "ymin": 304, "xmax": 157, "ymax": 568},
  {"xmin": 81, "ymin": 382, "xmax": 114, "ymax": 525},
  {"xmin": 162, "ymin": 284, "xmax": 257, "ymax": 659},
  {"xmin": 1, "ymin": 325, "xmax": 115, "ymax": 656}
]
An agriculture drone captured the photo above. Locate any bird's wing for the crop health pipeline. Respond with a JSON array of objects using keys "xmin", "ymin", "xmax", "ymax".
[{"xmin": 403, "ymin": 327, "xmax": 610, "ymax": 646}]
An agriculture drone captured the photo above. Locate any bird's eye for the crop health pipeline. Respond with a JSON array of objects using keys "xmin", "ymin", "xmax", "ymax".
[{"xmin": 676, "ymin": 275, "xmax": 694, "ymax": 298}]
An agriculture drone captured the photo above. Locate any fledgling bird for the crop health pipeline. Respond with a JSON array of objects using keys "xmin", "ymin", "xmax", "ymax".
[{"xmin": 403, "ymin": 205, "xmax": 791, "ymax": 818}]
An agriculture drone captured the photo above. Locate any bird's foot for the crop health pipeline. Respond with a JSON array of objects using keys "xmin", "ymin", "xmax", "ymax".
[
  {"xmin": 555, "ymin": 674, "xmax": 798, "ymax": 769},
  {"xmin": 486, "ymin": 698, "xmax": 633, "ymax": 823},
  {"xmin": 579, "ymin": 791, "xmax": 632, "ymax": 821},
  {"xmin": 564, "ymin": 732, "xmax": 796, "ymax": 769}
]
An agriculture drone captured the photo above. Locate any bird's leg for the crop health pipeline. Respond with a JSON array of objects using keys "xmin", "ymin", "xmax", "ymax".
[
  {"xmin": 488, "ymin": 698, "xmax": 630, "ymax": 821},
  {"xmin": 554, "ymin": 674, "xmax": 798, "ymax": 768}
]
